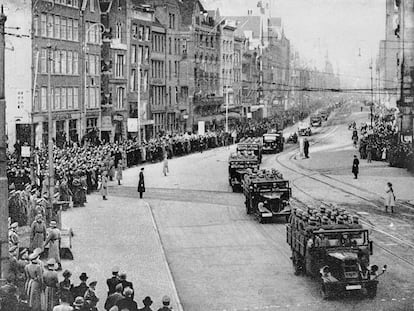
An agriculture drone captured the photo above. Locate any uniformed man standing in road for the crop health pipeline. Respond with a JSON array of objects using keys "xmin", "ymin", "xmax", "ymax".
[
  {"xmin": 137, "ymin": 168, "xmax": 145, "ymax": 199},
  {"xmin": 106, "ymin": 266, "xmax": 121, "ymax": 296},
  {"xmin": 31, "ymin": 214, "xmax": 47, "ymax": 251},
  {"xmin": 44, "ymin": 221, "xmax": 62, "ymax": 270}
]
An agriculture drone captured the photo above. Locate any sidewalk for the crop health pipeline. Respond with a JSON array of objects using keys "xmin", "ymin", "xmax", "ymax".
[
  {"xmin": 62, "ymin": 194, "xmax": 182, "ymax": 310},
  {"xmin": 294, "ymin": 105, "xmax": 414, "ymax": 207}
]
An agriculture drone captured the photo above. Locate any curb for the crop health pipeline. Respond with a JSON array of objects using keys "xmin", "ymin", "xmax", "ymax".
[{"xmin": 144, "ymin": 200, "xmax": 184, "ymax": 311}]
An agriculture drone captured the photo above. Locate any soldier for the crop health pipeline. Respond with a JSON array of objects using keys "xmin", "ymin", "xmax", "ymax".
[
  {"xmin": 43, "ymin": 258, "xmax": 59, "ymax": 311},
  {"xmin": 44, "ymin": 221, "xmax": 62, "ymax": 270},
  {"xmin": 25, "ymin": 249, "xmax": 44, "ymax": 311},
  {"xmin": 9, "ymin": 222, "xmax": 19, "ymax": 250},
  {"xmin": 157, "ymin": 295, "xmax": 172, "ymax": 311},
  {"xmin": 30, "ymin": 214, "xmax": 47, "ymax": 251},
  {"xmin": 104, "ymin": 283, "xmax": 123, "ymax": 311}
]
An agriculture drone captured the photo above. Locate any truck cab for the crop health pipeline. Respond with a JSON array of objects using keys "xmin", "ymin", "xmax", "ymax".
[
  {"xmin": 228, "ymin": 153, "xmax": 259, "ymax": 192},
  {"xmin": 262, "ymin": 132, "xmax": 284, "ymax": 154}
]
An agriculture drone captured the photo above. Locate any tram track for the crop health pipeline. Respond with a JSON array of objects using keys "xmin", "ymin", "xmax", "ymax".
[{"xmin": 271, "ymin": 124, "xmax": 414, "ymax": 269}]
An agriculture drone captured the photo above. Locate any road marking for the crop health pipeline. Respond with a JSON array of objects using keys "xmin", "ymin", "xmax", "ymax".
[{"xmin": 144, "ymin": 200, "xmax": 184, "ymax": 311}]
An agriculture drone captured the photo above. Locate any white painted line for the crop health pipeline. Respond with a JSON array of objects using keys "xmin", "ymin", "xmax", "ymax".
[{"xmin": 144, "ymin": 201, "xmax": 184, "ymax": 311}]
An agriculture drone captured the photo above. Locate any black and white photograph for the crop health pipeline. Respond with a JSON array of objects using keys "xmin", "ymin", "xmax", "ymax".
[{"xmin": 0, "ymin": 0, "xmax": 413, "ymax": 310}]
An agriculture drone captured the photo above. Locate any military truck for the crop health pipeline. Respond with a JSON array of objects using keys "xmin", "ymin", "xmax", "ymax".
[
  {"xmin": 310, "ymin": 116, "xmax": 322, "ymax": 127},
  {"xmin": 237, "ymin": 137, "xmax": 263, "ymax": 163},
  {"xmin": 228, "ymin": 152, "xmax": 259, "ymax": 192},
  {"xmin": 243, "ymin": 169, "xmax": 291, "ymax": 223},
  {"xmin": 262, "ymin": 132, "xmax": 284, "ymax": 154},
  {"xmin": 287, "ymin": 207, "xmax": 386, "ymax": 299}
]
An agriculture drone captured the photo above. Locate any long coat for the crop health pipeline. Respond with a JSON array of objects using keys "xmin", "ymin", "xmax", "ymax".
[
  {"xmin": 44, "ymin": 228, "xmax": 61, "ymax": 264},
  {"xmin": 101, "ymin": 176, "xmax": 108, "ymax": 196},
  {"xmin": 138, "ymin": 171, "xmax": 145, "ymax": 193},
  {"xmin": 25, "ymin": 262, "xmax": 43, "ymax": 311},
  {"xmin": 352, "ymin": 158, "xmax": 359, "ymax": 174},
  {"xmin": 43, "ymin": 269, "xmax": 59, "ymax": 311},
  {"xmin": 385, "ymin": 185, "xmax": 396, "ymax": 207},
  {"xmin": 30, "ymin": 220, "xmax": 46, "ymax": 251}
]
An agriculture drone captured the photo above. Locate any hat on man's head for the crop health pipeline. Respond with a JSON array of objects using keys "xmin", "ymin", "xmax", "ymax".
[
  {"xmin": 79, "ymin": 272, "xmax": 89, "ymax": 281},
  {"xmin": 47, "ymin": 258, "xmax": 58, "ymax": 270},
  {"xmin": 62, "ymin": 270, "xmax": 72, "ymax": 278},
  {"xmin": 142, "ymin": 296, "xmax": 153, "ymax": 306},
  {"xmin": 89, "ymin": 280, "xmax": 97, "ymax": 287},
  {"xmin": 9, "ymin": 245, "xmax": 18, "ymax": 254},
  {"xmin": 162, "ymin": 295, "xmax": 171, "ymax": 305},
  {"xmin": 10, "ymin": 222, "xmax": 18, "ymax": 229},
  {"xmin": 119, "ymin": 272, "xmax": 126, "ymax": 279},
  {"xmin": 112, "ymin": 266, "xmax": 119, "ymax": 273},
  {"xmin": 50, "ymin": 221, "xmax": 57, "ymax": 228}
]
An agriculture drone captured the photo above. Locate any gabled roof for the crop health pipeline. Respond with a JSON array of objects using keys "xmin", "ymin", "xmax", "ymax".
[
  {"xmin": 225, "ymin": 15, "xmax": 282, "ymax": 39},
  {"xmin": 179, "ymin": 0, "xmax": 205, "ymax": 26}
]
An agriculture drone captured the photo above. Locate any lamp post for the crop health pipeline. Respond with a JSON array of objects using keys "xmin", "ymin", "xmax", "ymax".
[
  {"xmin": 369, "ymin": 58, "xmax": 374, "ymax": 127},
  {"xmin": 46, "ymin": 44, "xmax": 54, "ymax": 208},
  {"xmin": 82, "ymin": 22, "xmax": 105, "ymax": 141}
]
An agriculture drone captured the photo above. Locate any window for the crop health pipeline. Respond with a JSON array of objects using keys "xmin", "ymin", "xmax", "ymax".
[
  {"xmin": 116, "ymin": 22, "xmax": 122, "ymax": 40},
  {"xmin": 60, "ymin": 17, "xmax": 67, "ymax": 40},
  {"xmin": 138, "ymin": 26, "xmax": 144, "ymax": 40},
  {"xmin": 54, "ymin": 16, "xmax": 60, "ymax": 39},
  {"xmin": 73, "ymin": 19, "xmax": 79, "ymax": 41},
  {"xmin": 73, "ymin": 88, "xmax": 79, "ymax": 108},
  {"xmin": 132, "ymin": 24, "xmax": 138, "ymax": 39},
  {"xmin": 174, "ymin": 61, "xmax": 178, "ymax": 77},
  {"xmin": 61, "ymin": 51, "xmax": 67, "ymax": 74},
  {"xmin": 61, "ymin": 88, "xmax": 67, "ymax": 109},
  {"xmin": 168, "ymin": 38, "xmax": 171, "ymax": 54},
  {"xmin": 116, "ymin": 87, "xmax": 125, "ymax": 109},
  {"xmin": 54, "ymin": 50, "xmax": 60, "ymax": 74},
  {"xmin": 142, "ymin": 70, "xmax": 148, "ymax": 92},
  {"xmin": 41, "ymin": 87, "xmax": 47, "ymax": 111},
  {"xmin": 138, "ymin": 45, "xmax": 143, "ymax": 63},
  {"xmin": 67, "ymin": 18, "xmax": 73, "ymax": 41},
  {"xmin": 41, "ymin": 49, "xmax": 47, "ymax": 73},
  {"xmin": 175, "ymin": 86, "xmax": 179, "ymax": 104},
  {"xmin": 54, "ymin": 87, "xmax": 61, "ymax": 110},
  {"xmin": 73, "ymin": 52, "xmax": 79, "ymax": 75},
  {"xmin": 90, "ymin": 0, "xmax": 95, "ymax": 11},
  {"xmin": 115, "ymin": 54, "xmax": 124, "ymax": 77},
  {"xmin": 89, "ymin": 54, "xmax": 95, "ymax": 75},
  {"xmin": 67, "ymin": 51, "xmax": 73, "ymax": 75},
  {"xmin": 95, "ymin": 55, "xmax": 100, "ymax": 77},
  {"xmin": 47, "ymin": 14, "xmax": 53, "ymax": 38},
  {"xmin": 130, "ymin": 69, "xmax": 136, "ymax": 91},
  {"xmin": 73, "ymin": 0, "xmax": 79, "ymax": 7},
  {"xmin": 34, "ymin": 16, "xmax": 40, "ymax": 36},
  {"xmin": 89, "ymin": 87, "xmax": 96, "ymax": 108},
  {"xmin": 67, "ymin": 87, "xmax": 73, "ymax": 109},
  {"xmin": 41, "ymin": 14, "xmax": 47, "ymax": 36},
  {"xmin": 144, "ymin": 26, "xmax": 150, "ymax": 41},
  {"xmin": 131, "ymin": 45, "xmax": 136, "ymax": 64},
  {"xmin": 168, "ymin": 60, "xmax": 171, "ymax": 80},
  {"xmin": 169, "ymin": 13, "xmax": 175, "ymax": 29},
  {"xmin": 144, "ymin": 46, "xmax": 149, "ymax": 63}
]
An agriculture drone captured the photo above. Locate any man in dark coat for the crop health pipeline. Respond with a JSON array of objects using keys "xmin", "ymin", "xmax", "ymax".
[
  {"xmin": 72, "ymin": 273, "xmax": 89, "ymax": 299},
  {"xmin": 304, "ymin": 138, "xmax": 310, "ymax": 158},
  {"xmin": 115, "ymin": 287, "xmax": 137, "ymax": 311},
  {"xmin": 104, "ymin": 283, "xmax": 124, "ymax": 311},
  {"xmin": 137, "ymin": 168, "xmax": 145, "ymax": 199},
  {"xmin": 352, "ymin": 155, "xmax": 359, "ymax": 179},
  {"xmin": 119, "ymin": 272, "xmax": 134, "ymax": 299},
  {"xmin": 106, "ymin": 266, "xmax": 121, "ymax": 296}
]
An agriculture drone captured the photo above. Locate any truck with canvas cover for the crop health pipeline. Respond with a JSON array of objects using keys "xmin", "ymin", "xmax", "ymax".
[
  {"xmin": 237, "ymin": 137, "xmax": 263, "ymax": 163},
  {"xmin": 262, "ymin": 132, "xmax": 284, "ymax": 154},
  {"xmin": 310, "ymin": 116, "xmax": 322, "ymax": 127},
  {"xmin": 286, "ymin": 207, "xmax": 386, "ymax": 299},
  {"xmin": 228, "ymin": 152, "xmax": 259, "ymax": 192},
  {"xmin": 243, "ymin": 169, "xmax": 291, "ymax": 223}
]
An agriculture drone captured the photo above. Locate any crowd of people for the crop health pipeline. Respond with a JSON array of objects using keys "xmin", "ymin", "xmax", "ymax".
[{"xmin": 358, "ymin": 113, "xmax": 414, "ymax": 172}]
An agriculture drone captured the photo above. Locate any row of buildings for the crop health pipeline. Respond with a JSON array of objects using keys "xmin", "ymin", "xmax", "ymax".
[
  {"xmin": 4, "ymin": 0, "xmax": 336, "ymax": 149},
  {"xmin": 376, "ymin": 0, "xmax": 414, "ymax": 136}
]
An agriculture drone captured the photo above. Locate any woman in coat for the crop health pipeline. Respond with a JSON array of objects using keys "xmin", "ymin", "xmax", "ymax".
[
  {"xmin": 385, "ymin": 182, "xmax": 396, "ymax": 213},
  {"xmin": 352, "ymin": 155, "xmax": 359, "ymax": 179},
  {"xmin": 101, "ymin": 171, "xmax": 108, "ymax": 200},
  {"xmin": 137, "ymin": 168, "xmax": 145, "ymax": 199}
]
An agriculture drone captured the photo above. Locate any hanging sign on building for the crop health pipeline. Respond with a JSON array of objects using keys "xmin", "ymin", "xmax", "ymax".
[
  {"xmin": 101, "ymin": 116, "xmax": 113, "ymax": 131},
  {"xmin": 198, "ymin": 121, "xmax": 205, "ymax": 136},
  {"xmin": 21, "ymin": 146, "xmax": 30, "ymax": 158}
]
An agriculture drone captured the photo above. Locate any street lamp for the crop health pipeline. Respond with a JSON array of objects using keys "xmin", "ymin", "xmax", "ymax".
[{"xmin": 82, "ymin": 22, "xmax": 105, "ymax": 141}]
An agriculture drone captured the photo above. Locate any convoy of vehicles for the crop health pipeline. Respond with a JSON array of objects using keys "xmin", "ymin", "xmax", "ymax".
[
  {"xmin": 287, "ymin": 207, "xmax": 386, "ymax": 299},
  {"xmin": 262, "ymin": 132, "xmax": 284, "ymax": 154},
  {"xmin": 243, "ymin": 169, "xmax": 291, "ymax": 223},
  {"xmin": 237, "ymin": 137, "xmax": 263, "ymax": 163},
  {"xmin": 228, "ymin": 152, "xmax": 259, "ymax": 192}
]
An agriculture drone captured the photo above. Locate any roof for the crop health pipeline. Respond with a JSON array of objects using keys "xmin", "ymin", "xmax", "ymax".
[
  {"xmin": 224, "ymin": 15, "xmax": 282, "ymax": 39},
  {"xmin": 179, "ymin": 0, "xmax": 205, "ymax": 26}
]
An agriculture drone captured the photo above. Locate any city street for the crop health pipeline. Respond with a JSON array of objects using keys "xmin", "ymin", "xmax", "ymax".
[{"xmin": 62, "ymin": 104, "xmax": 414, "ymax": 311}]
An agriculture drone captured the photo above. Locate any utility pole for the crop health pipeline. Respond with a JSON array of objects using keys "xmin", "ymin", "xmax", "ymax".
[
  {"xmin": 370, "ymin": 58, "xmax": 374, "ymax": 127},
  {"xmin": 47, "ymin": 45, "xmax": 54, "ymax": 210},
  {"xmin": 0, "ymin": 5, "xmax": 9, "ymax": 283}
]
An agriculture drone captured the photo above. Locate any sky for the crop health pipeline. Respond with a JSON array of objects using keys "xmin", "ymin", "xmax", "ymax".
[{"xmin": 202, "ymin": 0, "xmax": 386, "ymax": 88}]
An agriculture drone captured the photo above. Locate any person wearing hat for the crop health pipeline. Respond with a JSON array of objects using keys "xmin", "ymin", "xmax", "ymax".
[
  {"xmin": 104, "ymin": 283, "xmax": 124, "ymax": 311},
  {"xmin": 138, "ymin": 296, "xmax": 153, "ymax": 311},
  {"xmin": 8, "ymin": 221, "xmax": 19, "ymax": 250},
  {"xmin": 44, "ymin": 220, "xmax": 62, "ymax": 270},
  {"xmin": 106, "ymin": 266, "xmax": 121, "ymax": 297},
  {"xmin": 84, "ymin": 281, "xmax": 99, "ymax": 311},
  {"xmin": 44, "ymin": 258, "xmax": 59, "ymax": 311},
  {"xmin": 30, "ymin": 213, "xmax": 47, "ymax": 251},
  {"xmin": 24, "ymin": 249, "xmax": 43, "ymax": 311},
  {"xmin": 101, "ymin": 170, "xmax": 109, "ymax": 200},
  {"xmin": 59, "ymin": 270, "xmax": 74, "ymax": 305},
  {"xmin": 157, "ymin": 295, "xmax": 172, "ymax": 311},
  {"xmin": 51, "ymin": 294, "xmax": 73, "ymax": 311},
  {"xmin": 115, "ymin": 287, "xmax": 137, "ymax": 311},
  {"xmin": 137, "ymin": 168, "xmax": 145, "ymax": 199},
  {"xmin": 72, "ymin": 273, "xmax": 89, "ymax": 300},
  {"xmin": 352, "ymin": 155, "xmax": 359, "ymax": 179}
]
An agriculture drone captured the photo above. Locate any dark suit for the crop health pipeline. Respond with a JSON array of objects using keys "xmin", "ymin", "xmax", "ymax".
[
  {"xmin": 137, "ymin": 171, "xmax": 145, "ymax": 198},
  {"xmin": 352, "ymin": 158, "xmax": 359, "ymax": 179},
  {"xmin": 116, "ymin": 297, "xmax": 138, "ymax": 311},
  {"xmin": 106, "ymin": 276, "xmax": 120, "ymax": 296},
  {"xmin": 72, "ymin": 282, "xmax": 88, "ymax": 300},
  {"xmin": 121, "ymin": 279, "xmax": 134, "ymax": 299}
]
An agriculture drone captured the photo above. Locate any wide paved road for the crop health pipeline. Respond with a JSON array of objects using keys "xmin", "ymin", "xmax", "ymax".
[{"xmin": 63, "ymin": 105, "xmax": 414, "ymax": 311}]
